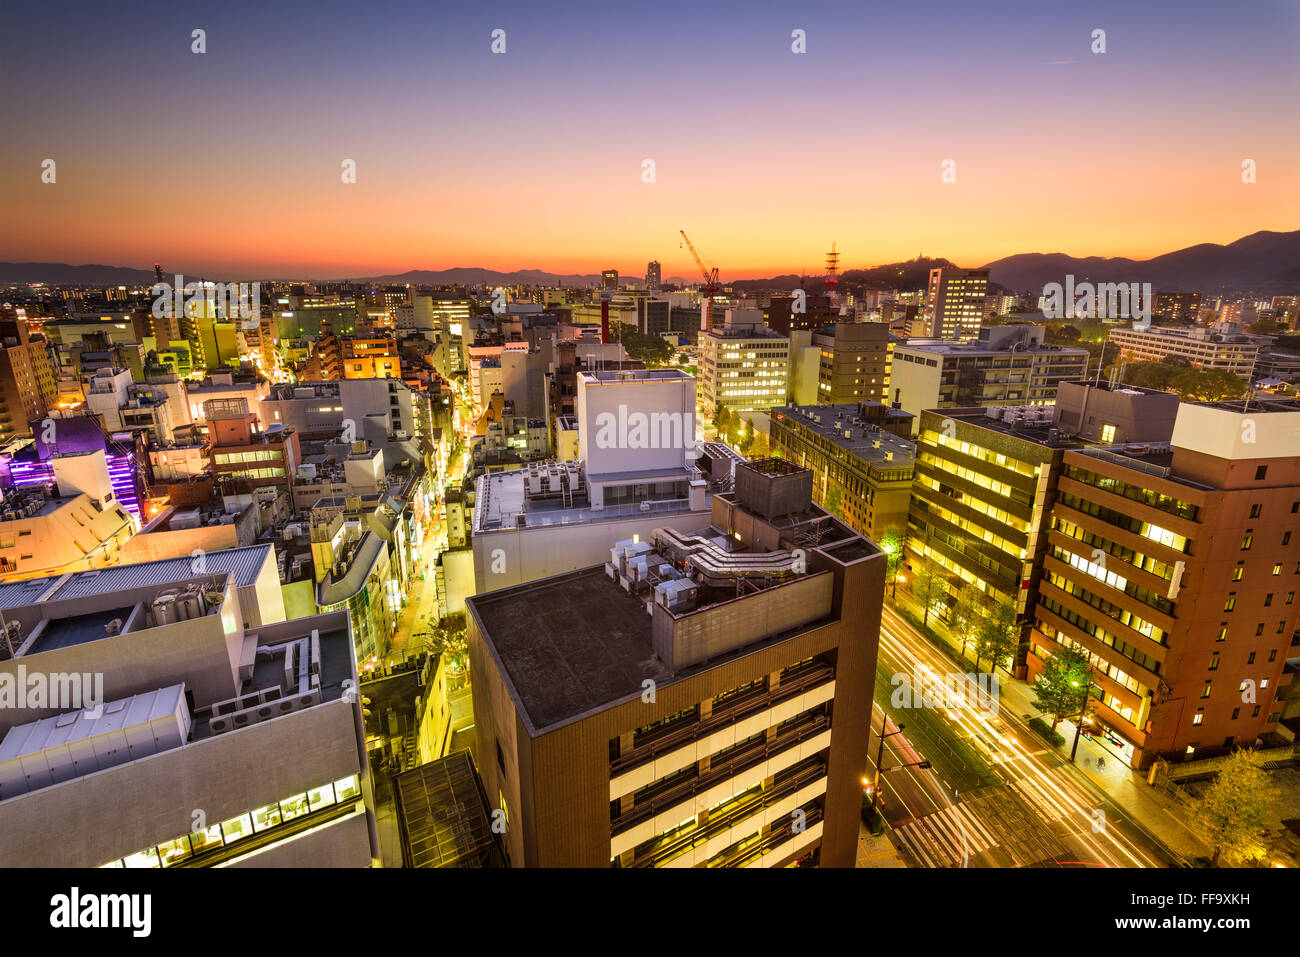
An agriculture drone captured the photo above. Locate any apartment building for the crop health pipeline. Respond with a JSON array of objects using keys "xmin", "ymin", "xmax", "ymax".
[
  {"xmin": 1108, "ymin": 325, "xmax": 1259, "ymax": 378},
  {"xmin": 1028, "ymin": 397, "xmax": 1300, "ymax": 769},
  {"xmin": 769, "ymin": 402, "xmax": 915, "ymax": 541},
  {"xmin": 205, "ymin": 399, "xmax": 300, "ymax": 501},
  {"xmin": 0, "ymin": 318, "xmax": 57, "ymax": 443},
  {"xmin": 1153, "ymin": 292, "xmax": 1203, "ymax": 323},
  {"xmin": 467, "ymin": 459, "xmax": 883, "ymax": 867},
  {"xmin": 891, "ymin": 325, "xmax": 1089, "ymax": 428}
]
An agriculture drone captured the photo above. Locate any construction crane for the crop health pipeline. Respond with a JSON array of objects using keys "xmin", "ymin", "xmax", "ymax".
[{"xmin": 679, "ymin": 229, "xmax": 719, "ymax": 332}]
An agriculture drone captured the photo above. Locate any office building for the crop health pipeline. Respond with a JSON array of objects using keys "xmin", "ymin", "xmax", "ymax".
[
  {"xmin": 467, "ymin": 458, "xmax": 884, "ymax": 867},
  {"xmin": 890, "ymin": 325, "xmax": 1089, "ymax": 429},
  {"xmin": 1153, "ymin": 292, "xmax": 1203, "ymax": 324},
  {"xmin": 769, "ymin": 402, "xmax": 915, "ymax": 541},
  {"xmin": 697, "ymin": 310, "xmax": 791, "ymax": 415},
  {"xmin": 1028, "ymin": 397, "xmax": 1300, "ymax": 768},
  {"xmin": 0, "ymin": 319, "xmax": 57, "ymax": 443},
  {"xmin": 1107, "ymin": 325, "xmax": 1259, "ymax": 379},
  {"xmin": 811, "ymin": 321, "xmax": 894, "ymax": 405},
  {"xmin": 645, "ymin": 261, "xmax": 662, "ymax": 292},
  {"xmin": 924, "ymin": 268, "xmax": 989, "ymax": 339},
  {"xmin": 906, "ymin": 382, "xmax": 1181, "ymax": 660}
]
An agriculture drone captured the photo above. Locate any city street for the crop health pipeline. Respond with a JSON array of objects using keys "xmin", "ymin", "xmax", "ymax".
[{"xmin": 868, "ymin": 604, "xmax": 1185, "ymax": 868}]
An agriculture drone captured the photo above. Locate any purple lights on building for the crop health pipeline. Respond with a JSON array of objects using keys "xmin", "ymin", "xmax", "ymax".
[{"xmin": 6, "ymin": 452, "xmax": 143, "ymax": 519}]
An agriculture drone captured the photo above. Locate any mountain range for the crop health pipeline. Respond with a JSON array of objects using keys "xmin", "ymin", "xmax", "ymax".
[{"xmin": 2, "ymin": 229, "xmax": 1296, "ymax": 294}]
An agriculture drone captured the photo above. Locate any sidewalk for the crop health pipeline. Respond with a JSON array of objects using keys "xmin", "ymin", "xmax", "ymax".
[
  {"xmin": 884, "ymin": 590, "xmax": 1210, "ymax": 865},
  {"xmin": 857, "ymin": 823, "xmax": 907, "ymax": 868}
]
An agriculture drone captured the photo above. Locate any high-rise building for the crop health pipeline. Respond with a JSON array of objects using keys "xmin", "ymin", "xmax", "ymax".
[
  {"xmin": 645, "ymin": 261, "xmax": 661, "ymax": 292},
  {"xmin": 1028, "ymin": 396, "xmax": 1300, "ymax": 769},
  {"xmin": 811, "ymin": 321, "xmax": 894, "ymax": 405},
  {"xmin": 466, "ymin": 459, "xmax": 884, "ymax": 867},
  {"xmin": 924, "ymin": 268, "xmax": 989, "ymax": 339},
  {"xmin": 697, "ymin": 309, "xmax": 791, "ymax": 415},
  {"xmin": 0, "ymin": 318, "xmax": 57, "ymax": 443},
  {"xmin": 602, "ymin": 269, "xmax": 619, "ymax": 291},
  {"xmin": 906, "ymin": 382, "xmax": 1181, "ymax": 663}
]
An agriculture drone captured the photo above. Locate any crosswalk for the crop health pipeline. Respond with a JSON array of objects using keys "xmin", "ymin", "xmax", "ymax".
[{"xmin": 892, "ymin": 802, "xmax": 1000, "ymax": 868}]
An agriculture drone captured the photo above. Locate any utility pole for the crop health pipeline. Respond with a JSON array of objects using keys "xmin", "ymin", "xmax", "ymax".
[
  {"xmin": 870, "ymin": 719, "xmax": 906, "ymax": 814},
  {"xmin": 1069, "ymin": 678, "xmax": 1093, "ymax": 764}
]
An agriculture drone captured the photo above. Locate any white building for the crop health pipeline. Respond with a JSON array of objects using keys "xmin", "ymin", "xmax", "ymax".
[{"xmin": 697, "ymin": 309, "xmax": 791, "ymax": 414}]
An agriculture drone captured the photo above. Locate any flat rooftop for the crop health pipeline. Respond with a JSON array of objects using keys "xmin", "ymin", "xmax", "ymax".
[
  {"xmin": 923, "ymin": 406, "xmax": 1083, "ymax": 450},
  {"xmin": 468, "ymin": 565, "xmax": 673, "ymax": 731},
  {"xmin": 474, "ymin": 469, "xmax": 707, "ymax": 534},
  {"xmin": 775, "ymin": 404, "xmax": 915, "ymax": 468},
  {"xmin": 28, "ymin": 606, "xmax": 136, "ymax": 655},
  {"xmin": 578, "ymin": 369, "xmax": 694, "ymax": 383},
  {"xmin": 899, "ymin": 340, "xmax": 1088, "ymax": 357}
]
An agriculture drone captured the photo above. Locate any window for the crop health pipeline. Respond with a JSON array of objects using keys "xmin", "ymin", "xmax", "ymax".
[
  {"xmin": 1255, "ymin": 466, "xmax": 1268, "ymax": 480},
  {"xmin": 1253, "ymin": 706, "xmax": 1261, "ymax": 717},
  {"xmin": 1216, "ymin": 626, "xmax": 1227, "ymax": 642},
  {"xmin": 1208, "ymin": 654, "xmax": 1219, "ymax": 671},
  {"xmin": 1201, "ymin": 683, "xmax": 1212, "ymax": 699},
  {"xmin": 1100, "ymin": 424, "xmax": 1116, "ymax": 443},
  {"xmin": 1269, "ymin": 650, "xmax": 1278, "ymax": 662},
  {"xmin": 1248, "ymin": 652, "xmax": 1257, "ymax": 664},
  {"xmin": 1250, "ymin": 504, "xmax": 1262, "ymax": 518},
  {"xmin": 1233, "ymin": 568, "xmax": 1244, "ymax": 582},
  {"xmin": 1224, "ymin": 598, "xmax": 1236, "ymax": 612},
  {"xmin": 220, "ymin": 813, "xmax": 254, "ymax": 843},
  {"xmin": 1231, "ymin": 708, "xmax": 1240, "ymax": 720},
  {"xmin": 1289, "ymin": 593, "xmax": 1296, "ymax": 605},
  {"xmin": 307, "ymin": 783, "xmax": 336, "ymax": 811},
  {"xmin": 1286, "ymin": 532, "xmax": 1293, "ymax": 546},
  {"xmin": 1192, "ymin": 714, "xmax": 1204, "ymax": 726},
  {"xmin": 1255, "ymin": 623, "xmax": 1264, "ymax": 636},
  {"xmin": 1265, "ymin": 594, "xmax": 1274, "ymax": 607},
  {"xmin": 1240, "ymin": 536, "xmax": 1253, "ymax": 551},
  {"xmin": 1274, "ymin": 564, "xmax": 1283, "ymax": 576}
]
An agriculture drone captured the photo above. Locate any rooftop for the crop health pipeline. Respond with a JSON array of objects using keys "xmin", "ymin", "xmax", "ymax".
[
  {"xmin": 469, "ymin": 565, "xmax": 675, "ymax": 730},
  {"xmin": 774, "ymin": 404, "xmax": 915, "ymax": 468},
  {"xmin": 393, "ymin": 751, "xmax": 507, "ymax": 868},
  {"xmin": 27, "ymin": 606, "xmax": 137, "ymax": 655},
  {"xmin": 0, "ymin": 544, "xmax": 272, "ymax": 604},
  {"xmin": 921, "ymin": 405, "xmax": 1083, "ymax": 449}
]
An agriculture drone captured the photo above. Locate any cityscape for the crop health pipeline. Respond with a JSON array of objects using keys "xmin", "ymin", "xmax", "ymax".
[{"xmin": 1, "ymin": 0, "xmax": 1299, "ymax": 933}]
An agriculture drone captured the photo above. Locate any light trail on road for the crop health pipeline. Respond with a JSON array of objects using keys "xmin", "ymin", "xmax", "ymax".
[{"xmin": 878, "ymin": 605, "xmax": 1164, "ymax": 868}]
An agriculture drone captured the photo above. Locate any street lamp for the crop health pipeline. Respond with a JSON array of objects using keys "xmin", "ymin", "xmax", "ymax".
[{"xmin": 870, "ymin": 722, "xmax": 906, "ymax": 815}]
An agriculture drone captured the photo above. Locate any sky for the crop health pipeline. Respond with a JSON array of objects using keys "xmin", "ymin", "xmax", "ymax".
[{"xmin": 1, "ymin": 0, "xmax": 1298, "ymax": 280}]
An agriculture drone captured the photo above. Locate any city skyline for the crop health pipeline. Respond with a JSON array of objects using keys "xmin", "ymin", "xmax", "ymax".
[{"xmin": 4, "ymin": 0, "xmax": 1298, "ymax": 277}]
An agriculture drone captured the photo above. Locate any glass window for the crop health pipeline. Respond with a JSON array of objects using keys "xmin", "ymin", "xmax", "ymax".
[
  {"xmin": 280, "ymin": 793, "xmax": 310, "ymax": 821},
  {"xmin": 307, "ymin": 783, "xmax": 337, "ymax": 811},
  {"xmin": 190, "ymin": 824, "xmax": 224, "ymax": 854},
  {"xmin": 123, "ymin": 846, "xmax": 161, "ymax": 868},
  {"xmin": 252, "ymin": 803, "xmax": 283, "ymax": 833},
  {"xmin": 220, "ymin": 813, "xmax": 254, "ymax": 843},
  {"xmin": 158, "ymin": 835, "xmax": 193, "ymax": 868},
  {"xmin": 334, "ymin": 775, "xmax": 361, "ymax": 802}
]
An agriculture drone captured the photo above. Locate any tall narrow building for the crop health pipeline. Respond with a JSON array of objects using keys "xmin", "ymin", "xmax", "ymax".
[{"xmin": 924, "ymin": 268, "xmax": 989, "ymax": 339}]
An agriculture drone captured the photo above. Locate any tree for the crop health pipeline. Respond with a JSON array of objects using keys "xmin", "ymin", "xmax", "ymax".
[
  {"xmin": 748, "ymin": 431, "xmax": 770, "ymax": 458},
  {"xmin": 616, "ymin": 322, "xmax": 673, "ymax": 366},
  {"xmin": 822, "ymin": 484, "xmax": 844, "ymax": 520},
  {"xmin": 738, "ymin": 425, "xmax": 755, "ymax": 454},
  {"xmin": 1169, "ymin": 368, "xmax": 1248, "ymax": 402},
  {"xmin": 713, "ymin": 402, "xmax": 729, "ymax": 432},
  {"xmin": 426, "ymin": 612, "xmax": 469, "ymax": 675},
  {"xmin": 978, "ymin": 601, "xmax": 1021, "ymax": 676},
  {"xmin": 1188, "ymin": 749, "xmax": 1278, "ymax": 867},
  {"xmin": 912, "ymin": 564, "xmax": 948, "ymax": 627},
  {"xmin": 879, "ymin": 525, "xmax": 903, "ymax": 598},
  {"xmin": 949, "ymin": 590, "xmax": 984, "ymax": 663},
  {"xmin": 1031, "ymin": 645, "xmax": 1092, "ymax": 733}
]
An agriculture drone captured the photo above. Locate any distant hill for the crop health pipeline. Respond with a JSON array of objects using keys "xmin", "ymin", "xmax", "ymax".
[
  {"xmin": 981, "ymin": 230, "xmax": 1300, "ymax": 295},
  {"xmin": 4, "ymin": 228, "xmax": 1295, "ymax": 294},
  {"xmin": 0, "ymin": 262, "xmax": 159, "ymax": 285}
]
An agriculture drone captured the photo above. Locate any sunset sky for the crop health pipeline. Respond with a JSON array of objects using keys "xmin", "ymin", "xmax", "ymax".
[{"xmin": 3, "ymin": 0, "xmax": 1298, "ymax": 280}]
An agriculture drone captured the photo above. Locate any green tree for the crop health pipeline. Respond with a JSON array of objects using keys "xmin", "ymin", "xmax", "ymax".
[
  {"xmin": 912, "ymin": 564, "xmax": 948, "ymax": 627},
  {"xmin": 949, "ymin": 590, "xmax": 984, "ymax": 662},
  {"xmin": 1169, "ymin": 368, "xmax": 1249, "ymax": 402},
  {"xmin": 822, "ymin": 484, "xmax": 844, "ymax": 520},
  {"xmin": 978, "ymin": 601, "xmax": 1020, "ymax": 676},
  {"xmin": 879, "ymin": 525, "xmax": 904, "ymax": 598},
  {"xmin": 426, "ymin": 612, "xmax": 469, "ymax": 675},
  {"xmin": 713, "ymin": 402, "xmax": 729, "ymax": 431},
  {"xmin": 1031, "ymin": 645, "xmax": 1092, "ymax": 733},
  {"xmin": 748, "ymin": 431, "xmax": 770, "ymax": 458},
  {"xmin": 1188, "ymin": 749, "xmax": 1278, "ymax": 867},
  {"xmin": 738, "ymin": 425, "xmax": 755, "ymax": 454},
  {"xmin": 616, "ymin": 322, "xmax": 673, "ymax": 366}
]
